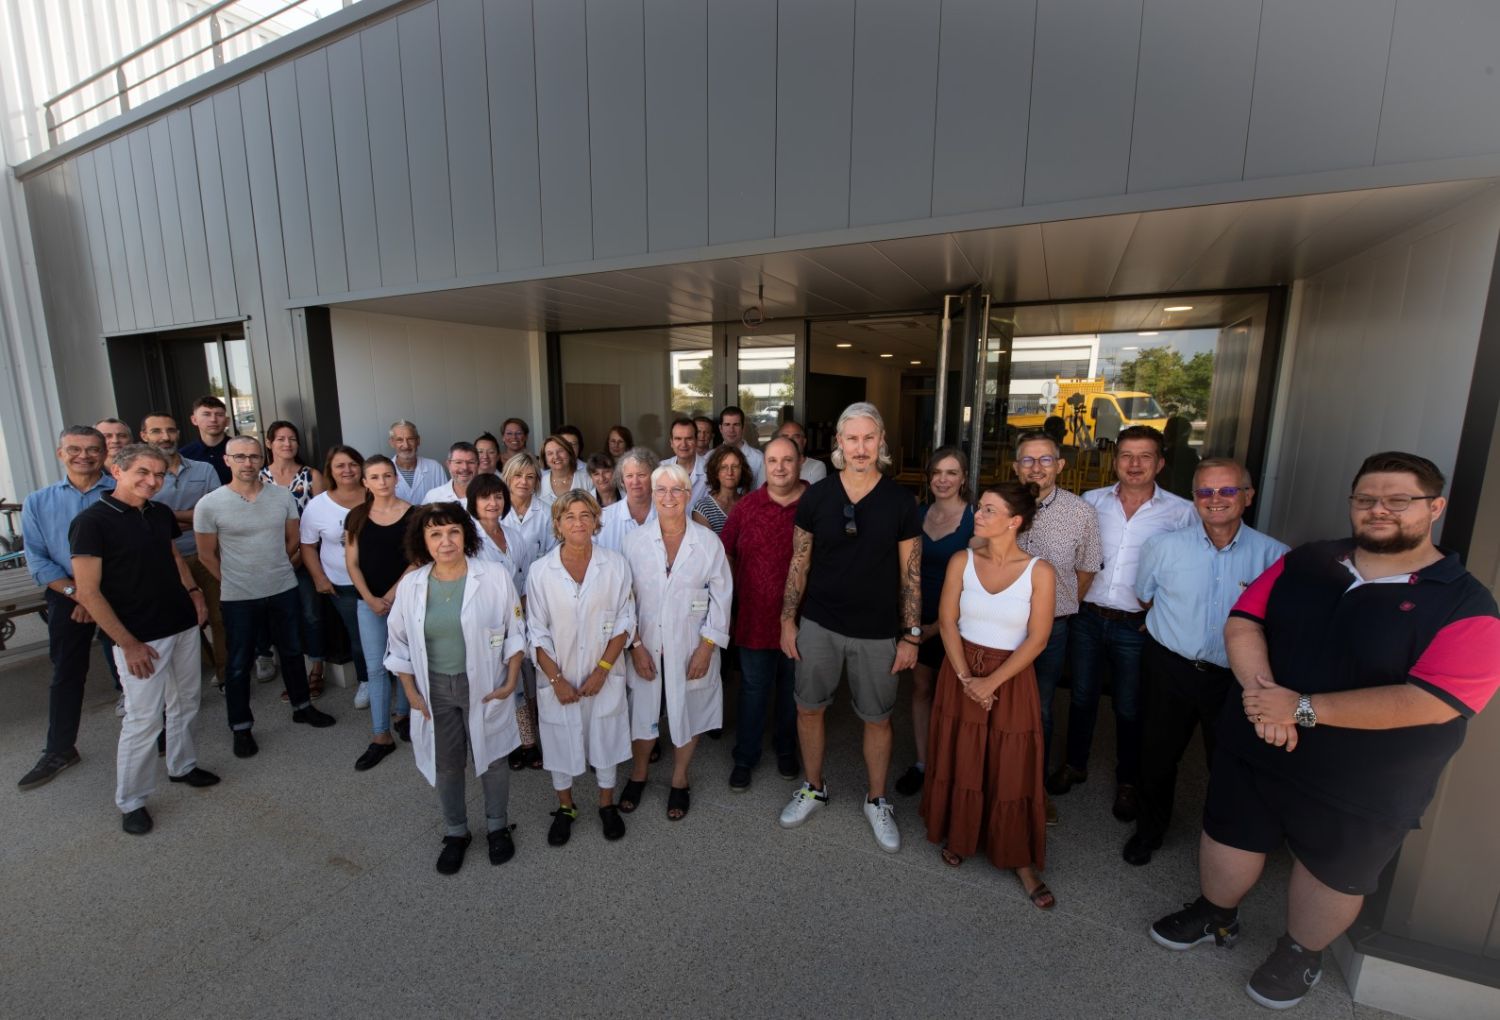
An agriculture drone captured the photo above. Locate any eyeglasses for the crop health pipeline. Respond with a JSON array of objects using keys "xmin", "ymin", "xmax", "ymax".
[
  {"xmin": 226, "ymin": 453, "xmax": 262, "ymax": 463},
  {"xmin": 653, "ymin": 486, "xmax": 688, "ymax": 499},
  {"xmin": 1016, "ymin": 455, "xmax": 1057, "ymax": 468},
  {"xmin": 1193, "ymin": 486, "xmax": 1244, "ymax": 500},
  {"xmin": 975, "ymin": 503, "xmax": 1011, "ymax": 519},
  {"xmin": 843, "ymin": 504, "xmax": 858, "ymax": 536},
  {"xmin": 1349, "ymin": 494, "xmax": 1436, "ymax": 513}
]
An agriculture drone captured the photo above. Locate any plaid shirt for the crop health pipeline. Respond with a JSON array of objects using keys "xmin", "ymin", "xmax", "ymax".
[{"xmin": 1017, "ymin": 485, "xmax": 1103, "ymax": 617}]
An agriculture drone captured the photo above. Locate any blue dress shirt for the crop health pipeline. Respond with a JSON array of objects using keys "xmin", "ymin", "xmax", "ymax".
[
  {"xmin": 1136, "ymin": 519, "xmax": 1288, "ymax": 667},
  {"xmin": 22, "ymin": 474, "xmax": 116, "ymax": 586}
]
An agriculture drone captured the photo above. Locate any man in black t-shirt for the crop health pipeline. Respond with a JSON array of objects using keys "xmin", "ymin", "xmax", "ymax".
[
  {"xmin": 778, "ymin": 402, "xmax": 920, "ymax": 853},
  {"xmin": 71, "ymin": 444, "xmax": 218, "ymax": 836}
]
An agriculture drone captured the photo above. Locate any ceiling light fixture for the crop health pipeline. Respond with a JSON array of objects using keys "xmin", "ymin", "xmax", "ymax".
[
  {"xmin": 879, "ymin": 353, "xmax": 893, "ymax": 358},
  {"xmin": 835, "ymin": 342, "xmax": 852, "ymax": 348},
  {"xmin": 910, "ymin": 360, "xmax": 921, "ymax": 365},
  {"xmin": 1138, "ymin": 331, "xmax": 1158, "ymax": 336},
  {"xmin": 1163, "ymin": 305, "xmax": 1193, "ymax": 312}
]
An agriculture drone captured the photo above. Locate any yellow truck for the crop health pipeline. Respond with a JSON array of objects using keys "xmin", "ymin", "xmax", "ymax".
[{"xmin": 1007, "ymin": 377, "xmax": 1168, "ymax": 447}]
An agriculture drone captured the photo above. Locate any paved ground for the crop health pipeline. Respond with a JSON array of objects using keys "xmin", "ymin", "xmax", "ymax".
[{"xmin": 1, "ymin": 648, "xmax": 1403, "ymax": 1020}]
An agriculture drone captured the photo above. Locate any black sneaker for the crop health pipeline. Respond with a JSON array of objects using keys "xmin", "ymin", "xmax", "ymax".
[
  {"xmin": 776, "ymin": 754, "xmax": 799, "ymax": 780},
  {"xmin": 292, "ymin": 705, "xmax": 336, "ymax": 728},
  {"xmin": 487, "ymin": 827, "xmax": 516, "ymax": 866},
  {"xmin": 121, "ymin": 806, "xmax": 153, "ymax": 835},
  {"xmin": 729, "ymin": 764, "xmax": 752, "ymax": 792},
  {"xmin": 17, "ymin": 749, "xmax": 81, "ymax": 791},
  {"xmin": 393, "ymin": 716, "xmax": 411, "ymax": 742},
  {"xmin": 436, "ymin": 834, "xmax": 471, "ymax": 875},
  {"xmin": 1113, "ymin": 783, "xmax": 1140, "ymax": 822},
  {"xmin": 548, "ymin": 806, "xmax": 577, "ymax": 847},
  {"xmin": 233, "ymin": 730, "xmax": 259, "ymax": 758},
  {"xmin": 1150, "ymin": 897, "xmax": 1241, "ymax": 950},
  {"xmin": 168, "ymin": 767, "xmax": 221, "ymax": 788},
  {"xmin": 599, "ymin": 804, "xmax": 626, "ymax": 841},
  {"xmin": 893, "ymin": 764, "xmax": 925, "ymax": 796},
  {"xmin": 1246, "ymin": 935, "xmax": 1322, "ymax": 1009}
]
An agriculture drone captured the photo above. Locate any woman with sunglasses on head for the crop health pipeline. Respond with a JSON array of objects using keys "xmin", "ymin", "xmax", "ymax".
[
  {"xmin": 921, "ymin": 481, "xmax": 1057, "ymax": 909},
  {"xmin": 895, "ymin": 447, "xmax": 975, "ymax": 797},
  {"xmin": 345, "ymin": 455, "xmax": 416, "ymax": 768}
]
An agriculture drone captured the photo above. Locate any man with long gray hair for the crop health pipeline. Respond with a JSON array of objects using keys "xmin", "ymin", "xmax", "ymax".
[{"xmin": 778, "ymin": 402, "xmax": 921, "ymax": 852}]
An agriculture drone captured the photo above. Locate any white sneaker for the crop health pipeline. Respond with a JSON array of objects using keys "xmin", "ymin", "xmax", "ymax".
[
  {"xmin": 778, "ymin": 782, "xmax": 828, "ymax": 829},
  {"xmin": 353, "ymin": 681, "xmax": 371, "ymax": 710},
  {"xmin": 254, "ymin": 656, "xmax": 277, "ymax": 683},
  {"xmin": 115, "ymin": 695, "xmax": 126, "ymax": 717},
  {"xmin": 864, "ymin": 797, "xmax": 901, "ymax": 853}
]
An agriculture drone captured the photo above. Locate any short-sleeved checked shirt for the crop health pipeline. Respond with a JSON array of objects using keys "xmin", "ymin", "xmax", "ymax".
[{"xmin": 1017, "ymin": 485, "xmax": 1103, "ymax": 617}]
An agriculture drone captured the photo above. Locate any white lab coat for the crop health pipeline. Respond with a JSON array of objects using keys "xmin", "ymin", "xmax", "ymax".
[
  {"xmin": 383, "ymin": 559, "xmax": 528, "ymax": 784},
  {"xmin": 538, "ymin": 469, "xmax": 595, "ymax": 509},
  {"xmin": 473, "ymin": 516, "xmax": 533, "ymax": 594},
  {"xmin": 393, "ymin": 456, "xmax": 448, "ymax": 504},
  {"xmin": 524, "ymin": 544, "xmax": 636, "ymax": 777},
  {"xmin": 505, "ymin": 500, "xmax": 554, "ymax": 560},
  {"xmin": 596, "ymin": 498, "xmax": 656, "ymax": 553},
  {"xmin": 622, "ymin": 520, "xmax": 734, "ymax": 745}
]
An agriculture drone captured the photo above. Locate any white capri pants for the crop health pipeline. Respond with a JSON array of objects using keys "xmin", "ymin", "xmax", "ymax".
[{"xmin": 115, "ymin": 627, "xmax": 202, "ymax": 813}]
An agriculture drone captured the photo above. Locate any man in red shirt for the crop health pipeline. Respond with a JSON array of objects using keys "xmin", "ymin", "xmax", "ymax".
[{"xmin": 720, "ymin": 436, "xmax": 807, "ymax": 791}]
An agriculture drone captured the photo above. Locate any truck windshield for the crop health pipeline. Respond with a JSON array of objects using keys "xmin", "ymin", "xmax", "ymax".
[{"xmin": 1117, "ymin": 396, "xmax": 1164, "ymax": 419}]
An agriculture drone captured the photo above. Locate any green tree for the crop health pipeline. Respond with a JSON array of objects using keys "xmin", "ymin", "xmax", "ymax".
[{"xmin": 1117, "ymin": 348, "xmax": 1214, "ymax": 417}]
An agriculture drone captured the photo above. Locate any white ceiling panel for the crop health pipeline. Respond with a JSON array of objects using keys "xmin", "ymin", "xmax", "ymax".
[{"xmin": 1041, "ymin": 213, "xmax": 1140, "ymax": 299}]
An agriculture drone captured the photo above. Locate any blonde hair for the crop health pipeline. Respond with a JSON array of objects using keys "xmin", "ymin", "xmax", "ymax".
[
  {"xmin": 501, "ymin": 451, "xmax": 540, "ymax": 486},
  {"xmin": 550, "ymin": 489, "xmax": 602, "ymax": 541},
  {"xmin": 829, "ymin": 402, "xmax": 893, "ymax": 471}
]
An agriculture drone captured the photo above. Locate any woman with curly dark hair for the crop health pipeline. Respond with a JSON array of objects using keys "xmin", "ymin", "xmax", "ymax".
[{"xmin": 691, "ymin": 444, "xmax": 750, "ymax": 535}]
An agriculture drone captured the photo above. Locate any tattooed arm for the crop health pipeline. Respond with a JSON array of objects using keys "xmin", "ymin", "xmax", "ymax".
[
  {"xmin": 892, "ymin": 536, "xmax": 921, "ymax": 673},
  {"xmin": 779, "ymin": 526, "xmax": 813, "ymax": 661}
]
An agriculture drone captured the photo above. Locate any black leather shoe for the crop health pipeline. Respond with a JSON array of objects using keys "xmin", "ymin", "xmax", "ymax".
[
  {"xmin": 548, "ymin": 807, "xmax": 577, "ymax": 847},
  {"xmin": 168, "ymin": 767, "xmax": 220, "ymax": 787},
  {"xmin": 1113, "ymin": 783, "xmax": 1140, "ymax": 822},
  {"xmin": 893, "ymin": 764, "xmax": 925, "ymax": 796},
  {"xmin": 1045, "ymin": 765, "xmax": 1087, "ymax": 796},
  {"xmin": 599, "ymin": 804, "xmax": 626, "ymax": 841},
  {"xmin": 729, "ymin": 764, "xmax": 752, "ymax": 792},
  {"xmin": 1123, "ymin": 831, "xmax": 1160, "ymax": 866},
  {"xmin": 777, "ymin": 754, "xmax": 799, "ymax": 780},
  {"xmin": 354, "ymin": 742, "xmax": 398, "ymax": 772},
  {"xmin": 292, "ymin": 705, "xmax": 336, "ymax": 728},
  {"xmin": 122, "ymin": 807, "xmax": 153, "ymax": 835},
  {"xmin": 393, "ymin": 716, "xmax": 411, "ymax": 742},
  {"xmin": 232, "ymin": 731, "xmax": 259, "ymax": 759},
  {"xmin": 436, "ymin": 834, "xmax": 471, "ymax": 875},
  {"xmin": 156, "ymin": 730, "xmax": 166, "ymax": 757},
  {"xmin": 488, "ymin": 827, "xmax": 516, "ymax": 866}
]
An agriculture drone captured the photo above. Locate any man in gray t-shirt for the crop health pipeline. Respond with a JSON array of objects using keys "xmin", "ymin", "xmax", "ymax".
[{"xmin": 194, "ymin": 436, "xmax": 334, "ymax": 757}]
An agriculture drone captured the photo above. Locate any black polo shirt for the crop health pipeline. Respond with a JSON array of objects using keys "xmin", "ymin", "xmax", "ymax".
[
  {"xmin": 69, "ymin": 495, "xmax": 197, "ymax": 643},
  {"xmin": 1223, "ymin": 539, "xmax": 1500, "ymax": 828}
]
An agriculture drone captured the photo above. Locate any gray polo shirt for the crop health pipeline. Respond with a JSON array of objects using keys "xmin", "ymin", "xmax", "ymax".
[
  {"xmin": 193, "ymin": 483, "xmax": 299, "ymax": 601},
  {"xmin": 156, "ymin": 456, "xmax": 220, "ymax": 556}
]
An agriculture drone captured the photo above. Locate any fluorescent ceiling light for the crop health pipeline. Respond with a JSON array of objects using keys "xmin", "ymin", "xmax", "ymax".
[
  {"xmin": 1138, "ymin": 331, "xmax": 1158, "ymax": 336},
  {"xmin": 835, "ymin": 342, "xmax": 852, "ymax": 348},
  {"xmin": 909, "ymin": 360, "xmax": 921, "ymax": 365},
  {"xmin": 879, "ymin": 353, "xmax": 893, "ymax": 358},
  {"xmin": 1163, "ymin": 305, "xmax": 1193, "ymax": 312}
]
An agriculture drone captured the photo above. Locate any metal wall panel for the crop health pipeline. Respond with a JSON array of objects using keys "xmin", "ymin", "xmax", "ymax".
[
  {"xmin": 295, "ymin": 51, "xmax": 351, "ymax": 296},
  {"xmin": 266, "ymin": 64, "xmax": 317, "ymax": 300},
  {"xmin": 72, "ymin": 151, "xmax": 122, "ymax": 333},
  {"xmin": 931, "ymin": 0, "xmax": 1035, "ymax": 217},
  {"xmin": 1377, "ymin": 0, "xmax": 1500, "ymax": 166},
  {"xmin": 483, "ymin": 0, "xmax": 545, "ymax": 270},
  {"xmin": 325, "ymin": 35, "xmax": 382, "ymax": 293},
  {"xmin": 146, "ymin": 120, "xmax": 194, "ymax": 324},
  {"xmin": 1025, "ymin": 0, "xmax": 1143, "ymax": 206},
  {"xmin": 438, "ymin": 0, "xmax": 499, "ymax": 278},
  {"xmin": 533, "ymin": 0, "xmax": 594, "ymax": 265},
  {"xmin": 361, "ymin": 19, "xmax": 419, "ymax": 287},
  {"xmin": 165, "ymin": 109, "xmax": 216, "ymax": 322},
  {"xmin": 399, "ymin": 3, "xmax": 458, "ymax": 282},
  {"xmin": 1244, "ymin": 0, "xmax": 1395, "ymax": 179},
  {"xmin": 775, "ymin": 0, "xmax": 855, "ymax": 236},
  {"xmin": 706, "ymin": 0, "xmax": 775, "ymax": 245},
  {"xmin": 585, "ymin": 0, "xmax": 649, "ymax": 259},
  {"xmin": 1129, "ymin": 0, "xmax": 1260, "ymax": 193},
  {"xmin": 189, "ymin": 100, "xmax": 241, "ymax": 319},
  {"xmin": 644, "ymin": 0, "xmax": 708, "ymax": 252},
  {"xmin": 104, "ymin": 138, "xmax": 154, "ymax": 329},
  {"xmin": 849, "ymin": 0, "xmax": 941, "ymax": 227},
  {"xmin": 126, "ymin": 129, "xmax": 175, "ymax": 325},
  {"xmin": 213, "ymin": 87, "xmax": 271, "ymax": 398}
]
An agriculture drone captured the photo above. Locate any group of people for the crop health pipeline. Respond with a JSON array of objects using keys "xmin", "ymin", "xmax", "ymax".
[{"xmin": 19, "ymin": 393, "xmax": 1500, "ymax": 1012}]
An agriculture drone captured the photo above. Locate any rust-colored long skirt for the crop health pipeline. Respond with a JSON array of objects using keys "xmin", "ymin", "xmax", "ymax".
[{"xmin": 919, "ymin": 639, "xmax": 1047, "ymax": 870}]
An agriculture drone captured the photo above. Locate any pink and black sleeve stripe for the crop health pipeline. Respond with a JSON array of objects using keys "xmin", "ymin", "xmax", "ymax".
[
  {"xmin": 1409, "ymin": 615, "xmax": 1500, "ymax": 717},
  {"xmin": 1229, "ymin": 555, "xmax": 1286, "ymax": 624}
]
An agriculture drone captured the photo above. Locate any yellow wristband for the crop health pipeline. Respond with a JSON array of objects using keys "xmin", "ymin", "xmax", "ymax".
[
  {"xmin": 597, "ymin": 658, "xmax": 613, "ymax": 672},
  {"xmin": 701, "ymin": 636, "xmax": 715, "ymax": 647}
]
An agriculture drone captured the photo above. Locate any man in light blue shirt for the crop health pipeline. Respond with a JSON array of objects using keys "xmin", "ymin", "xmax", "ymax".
[
  {"xmin": 1123, "ymin": 457, "xmax": 1288, "ymax": 866},
  {"xmin": 17, "ymin": 425, "xmax": 114, "ymax": 791}
]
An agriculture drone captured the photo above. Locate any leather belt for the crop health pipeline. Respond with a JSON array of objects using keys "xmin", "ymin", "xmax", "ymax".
[{"xmin": 1082, "ymin": 602, "xmax": 1146, "ymax": 623}]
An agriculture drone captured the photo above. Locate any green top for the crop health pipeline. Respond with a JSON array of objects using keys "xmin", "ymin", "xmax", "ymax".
[{"xmin": 424, "ymin": 575, "xmax": 467, "ymax": 675}]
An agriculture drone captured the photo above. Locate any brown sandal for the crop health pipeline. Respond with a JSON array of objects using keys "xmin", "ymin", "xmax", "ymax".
[
  {"xmin": 1026, "ymin": 882, "xmax": 1056, "ymax": 910},
  {"xmin": 308, "ymin": 665, "xmax": 325, "ymax": 700},
  {"xmin": 939, "ymin": 847, "xmax": 964, "ymax": 867}
]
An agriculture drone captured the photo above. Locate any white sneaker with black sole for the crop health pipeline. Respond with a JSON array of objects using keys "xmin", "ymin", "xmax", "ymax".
[
  {"xmin": 864, "ymin": 796, "xmax": 900, "ymax": 853},
  {"xmin": 353, "ymin": 681, "xmax": 370, "ymax": 709},
  {"xmin": 254, "ymin": 656, "xmax": 277, "ymax": 683},
  {"xmin": 778, "ymin": 782, "xmax": 828, "ymax": 828}
]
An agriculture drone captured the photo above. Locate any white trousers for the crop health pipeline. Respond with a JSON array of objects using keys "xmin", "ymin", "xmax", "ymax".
[
  {"xmin": 550, "ymin": 764, "xmax": 618, "ymax": 793},
  {"xmin": 115, "ymin": 627, "xmax": 201, "ymax": 813}
]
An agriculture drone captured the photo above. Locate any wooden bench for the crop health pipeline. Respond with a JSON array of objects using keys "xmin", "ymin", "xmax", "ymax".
[{"xmin": 0, "ymin": 553, "xmax": 47, "ymax": 650}]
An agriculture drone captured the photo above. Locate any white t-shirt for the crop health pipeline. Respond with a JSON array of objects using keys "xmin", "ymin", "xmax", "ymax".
[{"xmin": 299, "ymin": 492, "xmax": 355, "ymax": 586}]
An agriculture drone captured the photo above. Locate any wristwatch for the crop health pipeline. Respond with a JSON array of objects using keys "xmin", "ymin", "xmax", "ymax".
[
  {"xmin": 62, "ymin": 584, "xmax": 76, "ymax": 598},
  {"xmin": 1294, "ymin": 694, "xmax": 1317, "ymax": 729}
]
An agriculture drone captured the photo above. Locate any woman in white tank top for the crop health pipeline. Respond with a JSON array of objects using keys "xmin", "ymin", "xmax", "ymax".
[{"xmin": 919, "ymin": 481, "xmax": 1059, "ymax": 909}]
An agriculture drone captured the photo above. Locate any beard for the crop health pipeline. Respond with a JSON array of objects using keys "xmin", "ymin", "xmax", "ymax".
[{"xmin": 1353, "ymin": 526, "xmax": 1425, "ymax": 554}]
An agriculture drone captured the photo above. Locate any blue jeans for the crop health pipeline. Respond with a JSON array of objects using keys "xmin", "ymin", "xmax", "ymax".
[
  {"xmin": 295, "ymin": 568, "xmax": 326, "ymax": 661},
  {"xmin": 329, "ymin": 585, "xmax": 369, "ymax": 686},
  {"xmin": 355, "ymin": 598, "xmax": 409, "ymax": 735},
  {"xmin": 1065, "ymin": 607, "xmax": 1146, "ymax": 783},
  {"xmin": 222, "ymin": 586, "xmax": 311, "ymax": 730},
  {"xmin": 734, "ymin": 647, "xmax": 797, "ymax": 769},
  {"xmin": 1031, "ymin": 616, "xmax": 1072, "ymax": 773}
]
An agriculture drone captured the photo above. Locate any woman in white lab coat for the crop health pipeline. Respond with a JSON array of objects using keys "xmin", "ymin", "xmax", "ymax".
[
  {"xmin": 525, "ymin": 490, "xmax": 635, "ymax": 847},
  {"xmin": 384, "ymin": 504, "xmax": 528, "ymax": 876},
  {"xmin": 468, "ymin": 472, "xmax": 531, "ymax": 593},
  {"xmin": 502, "ymin": 452, "xmax": 553, "ymax": 558},
  {"xmin": 596, "ymin": 447, "xmax": 658, "ymax": 553},
  {"xmin": 618, "ymin": 463, "xmax": 733, "ymax": 821},
  {"xmin": 538, "ymin": 434, "xmax": 596, "ymax": 509}
]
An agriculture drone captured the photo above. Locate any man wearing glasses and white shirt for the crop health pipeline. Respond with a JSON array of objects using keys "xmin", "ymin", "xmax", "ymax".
[{"xmin": 1049, "ymin": 425, "xmax": 1194, "ymax": 824}]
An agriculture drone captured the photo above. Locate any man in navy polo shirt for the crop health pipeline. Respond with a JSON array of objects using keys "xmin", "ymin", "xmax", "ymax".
[{"xmin": 1149, "ymin": 452, "xmax": 1500, "ymax": 1010}]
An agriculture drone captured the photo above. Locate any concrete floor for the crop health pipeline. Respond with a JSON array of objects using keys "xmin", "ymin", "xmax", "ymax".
[{"xmin": 0, "ymin": 649, "xmax": 1404, "ymax": 1020}]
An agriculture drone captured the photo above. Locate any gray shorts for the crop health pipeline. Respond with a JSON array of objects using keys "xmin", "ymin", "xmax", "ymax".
[{"xmin": 795, "ymin": 618, "xmax": 900, "ymax": 722}]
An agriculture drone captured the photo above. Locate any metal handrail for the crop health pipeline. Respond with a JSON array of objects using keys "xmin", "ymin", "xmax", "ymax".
[{"xmin": 41, "ymin": 0, "xmax": 349, "ymax": 148}]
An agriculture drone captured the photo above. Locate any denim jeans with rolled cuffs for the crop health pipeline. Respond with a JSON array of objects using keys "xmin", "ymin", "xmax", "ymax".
[
  {"xmin": 328, "ymin": 585, "xmax": 370, "ymax": 687},
  {"xmin": 1065, "ymin": 606, "xmax": 1146, "ymax": 783},
  {"xmin": 355, "ymin": 599, "xmax": 409, "ymax": 735},
  {"xmin": 221, "ymin": 586, "xmax": 313, "ymax": 730},
  {"xmin": 734, "ymin": 647, "xmax": 797, "ymax": 769},
  {"xmin": 429, "ymin": 671, "xmax": 511, "ymax": 837}
]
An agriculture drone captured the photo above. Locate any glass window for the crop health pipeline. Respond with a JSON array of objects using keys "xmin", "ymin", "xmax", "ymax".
[
  {"xmin": 560, "ymin": 326, "xmax": 715, "ymax": 456},
  {"xmin": 737, "ymin": 334, "xmax": 797, "ymax": 442},
  {"xmin": 224, "ymin": 338, "xmax": 259, "ymax": 437}
]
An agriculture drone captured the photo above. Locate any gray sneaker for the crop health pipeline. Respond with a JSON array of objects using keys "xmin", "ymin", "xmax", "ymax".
[
  {"xmin": 1246, "ymin": 935, "xmax": 1322, "ymax": 1009},
  {"xmin": 18, "ymin": 749, "xmax": 81, "ymax": 791}
]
